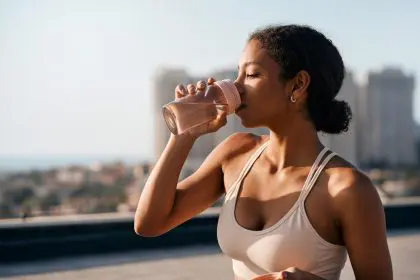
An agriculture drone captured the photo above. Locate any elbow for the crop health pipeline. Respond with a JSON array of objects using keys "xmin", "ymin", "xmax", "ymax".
[
  {"xmin": 134, "ymin": 223, "xmax": 162, "ymax": 237},
  {"xmin": 133, "ymin": 216, "xmax": 166, "ymax": 237}
]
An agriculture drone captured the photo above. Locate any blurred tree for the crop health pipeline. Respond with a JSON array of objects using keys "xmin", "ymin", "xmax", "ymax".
[
  {"xmin": 21, "ymin": 198, "xmax": 35, "ymax": 218},
  {"xmin": 29, "ymin": 171, "xmax": 43, "ymax": 185},
  {"xmin": 39, "ymin": 193, "xmax": 60, "ymax": 212},
  {"xmin": 92, "ymin": 199, "xmax": 119, "ymax": 213},
  {"xmin": 4, "ymin": 187, "xmax": 34, "ymax": 205},
  {"xmin": 0, "ymin": 203, "xmax": 14, "ymax": 218}
]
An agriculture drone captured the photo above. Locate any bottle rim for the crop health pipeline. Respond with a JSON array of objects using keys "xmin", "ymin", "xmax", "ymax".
[{"xmin": 214, "ymin": 79, "xmax": 241, "ymax": 114}]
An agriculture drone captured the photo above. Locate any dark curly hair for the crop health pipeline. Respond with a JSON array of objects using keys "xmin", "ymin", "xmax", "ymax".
[{"xmin": 249, "ymin": 24, "xmax": 352, "ymax": 134}]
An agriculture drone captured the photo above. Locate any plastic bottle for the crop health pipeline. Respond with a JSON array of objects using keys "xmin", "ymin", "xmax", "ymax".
[{"xmin": 162, "ymin": 79, "xmax": 241, "ymax": 135}]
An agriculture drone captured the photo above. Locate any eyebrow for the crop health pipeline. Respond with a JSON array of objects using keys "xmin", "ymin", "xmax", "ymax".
[{"xmin": 237, "ymin": 61, "xmax": 263, "ymax": 69}]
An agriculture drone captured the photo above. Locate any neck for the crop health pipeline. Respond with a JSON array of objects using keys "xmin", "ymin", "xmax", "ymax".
[{"xmin": 265, "ymin": 120, "xmax": 324, "ymax": 170}]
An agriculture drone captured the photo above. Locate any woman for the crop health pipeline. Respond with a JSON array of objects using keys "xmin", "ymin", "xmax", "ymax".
[{"xmin": 134, "ymin": 24, "xmax": 392, "ymax": 280}]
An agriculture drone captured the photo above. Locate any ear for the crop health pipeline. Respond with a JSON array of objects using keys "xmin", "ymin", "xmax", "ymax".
[{"xmin": 291, "ymin": 70, "xmax": 310, "ymax": 103}]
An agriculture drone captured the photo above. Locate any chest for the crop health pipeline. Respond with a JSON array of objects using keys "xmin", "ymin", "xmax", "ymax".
[
  {"xmin": 218, "ymin": 206, "xmax": 327, "ymax": 273},
  {"xmin": 223, "ymin": 161, "xmax": 341, "ymax": 246}
]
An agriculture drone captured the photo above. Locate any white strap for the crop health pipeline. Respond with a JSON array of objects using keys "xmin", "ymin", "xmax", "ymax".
[
  {"xmin": 300, "ymin": 151, "xmax": 336, "ymax": 202},
  {"xmin": 300, "ymin": 147, "xmax": 330, "ymax": 194},
  {"xmin": 226, "ymin": 141, "xmax": 269, "ymax": 199},
  {"xmin": 233, "ymin": 141, "xmax": 269, "ymax": 187}
]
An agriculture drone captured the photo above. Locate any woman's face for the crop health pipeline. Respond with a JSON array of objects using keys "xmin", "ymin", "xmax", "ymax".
[{"xmin": 235, "ymin": 39, "xmax": 298, "ymax": 130}]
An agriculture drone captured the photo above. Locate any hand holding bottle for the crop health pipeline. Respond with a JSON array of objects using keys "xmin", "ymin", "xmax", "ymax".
[{"xmin": 169, "ymin": 77, "xmax": 233, "ymax": 138}]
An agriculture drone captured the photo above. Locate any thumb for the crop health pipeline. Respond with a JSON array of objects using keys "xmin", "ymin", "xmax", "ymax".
[
  {"xmin": 207, "ymin": 110, "xmax": 227, "ymax": 132},
  {"xmin": 185, "ymin": 109, "xmax": 227, "ymax": 136}
]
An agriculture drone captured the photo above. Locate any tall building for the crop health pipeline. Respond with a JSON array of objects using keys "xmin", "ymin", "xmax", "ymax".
[
  {"xmin": 319, "ymin": 71, "xmax": 359, "ymax": 165},
  {"xmin": 415, "ymin": 123, "xmax": 420, "ymax": 166},
  {"xmin": 356, "ymin": 78, "xmax": 369, "ymax": 168},
  {"xmin": 360, "ymin": 67, "xmax": 416, "ymax": 167}
]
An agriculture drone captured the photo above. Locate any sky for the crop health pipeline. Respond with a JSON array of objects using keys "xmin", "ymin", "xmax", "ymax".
[{"xmin": 0, "ymin": 0, "xmax": 419, "ymax": 160}]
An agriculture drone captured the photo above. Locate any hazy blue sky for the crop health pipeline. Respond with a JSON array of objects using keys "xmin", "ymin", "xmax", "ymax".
[{"xmin": 0, "ymin": 0, "xmax": 419, "ymax": 159}]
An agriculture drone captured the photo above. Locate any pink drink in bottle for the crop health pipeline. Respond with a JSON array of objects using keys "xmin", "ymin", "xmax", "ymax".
[{"xmin": 162, "ymin": 79, "xmax": 241, "ymax": 135}]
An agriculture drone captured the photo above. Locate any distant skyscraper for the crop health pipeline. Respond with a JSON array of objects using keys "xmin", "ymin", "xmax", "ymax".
[
  {"xmin": 319, "ymin": 71, "xmax": 359, "ymax": 165},
  {"xmin": 360, "ymin": 67, "xmax": 416, "ymax": 167},
  {"xmin": 415, "ymin": 123, "xmax": 420, "ymax": 166}
]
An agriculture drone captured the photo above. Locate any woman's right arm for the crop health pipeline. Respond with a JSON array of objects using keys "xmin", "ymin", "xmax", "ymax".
[
  {"xmin": 134, "ymin": 78, "xmax": 233, "ymax": 237},
  {"xmin": 135, "ymin": 132, "xmax": 235, "ymax": 237}
]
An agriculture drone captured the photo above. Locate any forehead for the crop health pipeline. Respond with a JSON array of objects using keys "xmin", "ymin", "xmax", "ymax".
[{"xmin": 239, "ymin": 39, "xmax": 279, "ymax": 71}]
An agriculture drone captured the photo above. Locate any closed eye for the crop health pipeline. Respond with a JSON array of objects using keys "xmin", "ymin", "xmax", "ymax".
[{"xmin": 246, "ymin": 73, "xmax": 260, "ymax": 78}]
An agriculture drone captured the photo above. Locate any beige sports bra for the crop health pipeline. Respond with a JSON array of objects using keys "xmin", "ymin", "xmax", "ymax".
[{"xmin": 217, "ymin": 142, "xmax": 347, "ymax": 280}]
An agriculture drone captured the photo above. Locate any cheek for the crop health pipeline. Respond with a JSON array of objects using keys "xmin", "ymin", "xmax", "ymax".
[
  {"xmin": 247, "ymin": 93, "xmax": 285, "ymax": 123},
  {"xmin": 256, "ymin": 88, "xmax": 287, "ymax": 113},
  {"xmin": 262, "ymin": 99, "xmax": 287, "ymax": 118},
  {"xmin": 244, "ymin": 79, "xmax": 289, "ymax": 115}
]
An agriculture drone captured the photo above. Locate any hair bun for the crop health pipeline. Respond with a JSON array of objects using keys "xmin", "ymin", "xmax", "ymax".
[{"xmin": 316, "ymin": 100, "xmax": 352, "ymax": 134}]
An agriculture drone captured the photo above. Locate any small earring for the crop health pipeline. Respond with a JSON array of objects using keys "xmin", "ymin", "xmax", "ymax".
[{"xmin": 290, "ymin": 95, "xmax": 297, "ymax": 103}]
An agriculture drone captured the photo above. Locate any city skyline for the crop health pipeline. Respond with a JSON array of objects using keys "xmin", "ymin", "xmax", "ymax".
[{"xmin": 1, "ymin": 0, "xmax": 419, "ymax": 159}]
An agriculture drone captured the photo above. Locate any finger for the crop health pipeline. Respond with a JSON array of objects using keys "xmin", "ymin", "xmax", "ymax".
[
  {"xmin": 187, "ymin": 84, "xmax": 196, "ymax": 95},
  {"xmin": 251, "ymin": 274, "xmax": 278, "ymax": 280},
  {"xmin": 209, "ymin": 111, "xmax": 227, "ymax": 131},
  {"xmin": 196, "ymin": 80, "xmax": 207, "ymax": 92},
  {"xmin": 207, "ymin": 77, "xmax": 216, "ymax": 85},
  {"xmin": 175, "ymin": 84, "xmax": 188, "ymax": 99},
  {"xmin": 280, "ymin": 271, "xmax": 290, "ymax": 279},
  {"xmin": 217, "ymin": 110, "xmax": 227, "ymax": 123},
  {"xmin": 281, "ymin": 267, "xmax": 299, "ymax": 279}
]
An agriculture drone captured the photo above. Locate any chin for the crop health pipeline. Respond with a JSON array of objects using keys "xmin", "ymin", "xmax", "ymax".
[
  {"xmin": 235, "ymin": 115, "xmax": 260, "ymax": 129},
  {"xmin": 235, "ymin": 107, "xmax": 265, "ymax": 129}
]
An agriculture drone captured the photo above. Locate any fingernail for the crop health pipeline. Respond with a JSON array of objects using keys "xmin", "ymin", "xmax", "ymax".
[
  {"xmin": 282, "ymin": 271, "xmax": 288, "ymax": 279},
  {"xmin": 178, "ymin": 85, "xmax": 187, "ymax": 95}
]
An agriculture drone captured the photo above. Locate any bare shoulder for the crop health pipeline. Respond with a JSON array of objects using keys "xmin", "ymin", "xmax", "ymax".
[
  {"xmin": 325, "ymin": 155, "xmax": 383, "ymax": 219},
  {"xmin": 214, "ymin": 132, "xmax": 268, "ymax": 189},
  {"xmin": 324, "ymin": 156, "xmax": 392, "ymax": 280},
  {"xmin": 325, "ymin": 157, "xmax": 374, "ymax": 197},
  {"xmin": 189, "ymin": 132, "xmax": 264, "ymax": 184},
  {"xmin": 215, "ymin": 132, "xmax": 267, "ymax": 165}
]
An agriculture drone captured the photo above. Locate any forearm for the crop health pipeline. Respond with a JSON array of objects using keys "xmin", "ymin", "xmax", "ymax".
[{"xmin": 134, "ymin": 133, "xmax": 196, "ymax": 234}]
